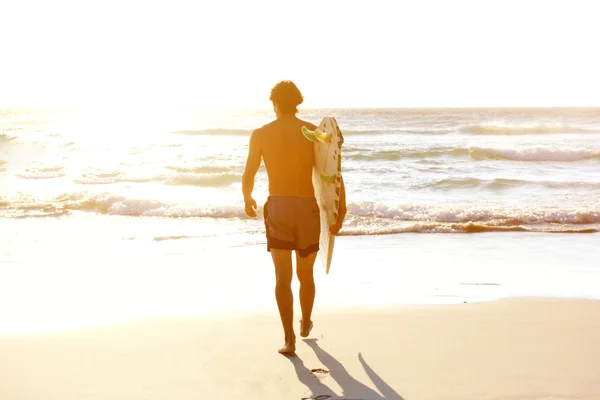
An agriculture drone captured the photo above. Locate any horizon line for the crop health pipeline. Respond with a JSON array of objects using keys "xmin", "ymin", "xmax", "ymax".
[{"xmin": 1, "ymin": 104, "xmax": 600, "ymax": 110}]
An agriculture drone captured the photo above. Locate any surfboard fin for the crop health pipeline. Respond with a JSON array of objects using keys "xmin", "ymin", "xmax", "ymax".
[{"xmin": 302, "ymin": 126, "xmax": 331, "ymax": 143}]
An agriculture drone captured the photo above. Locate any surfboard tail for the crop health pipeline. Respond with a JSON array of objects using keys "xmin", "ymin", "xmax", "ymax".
[{"xmin": 324, "ymin": 235, "xmax": 335, "ymax": 274}]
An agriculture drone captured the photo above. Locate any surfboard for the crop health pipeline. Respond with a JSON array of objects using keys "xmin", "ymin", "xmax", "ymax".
[{"xmin": 301, "ymin": 117, "xmax": 343, "ymax": 274}]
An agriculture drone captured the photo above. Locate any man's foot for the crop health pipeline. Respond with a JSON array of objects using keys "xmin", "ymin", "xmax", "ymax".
[
  {"xmin": 278, "ymin": 340, "xmax": 296, "ymax": 355},
  {"xmin": 300, "ymin": 319, "xmax": 313, "ymax": 338}
]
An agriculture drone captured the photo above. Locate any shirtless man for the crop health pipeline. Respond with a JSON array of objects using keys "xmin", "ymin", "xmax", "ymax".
[{"xmin": 242, "ymin": 81, "xmax": 347, "ymax": 354}]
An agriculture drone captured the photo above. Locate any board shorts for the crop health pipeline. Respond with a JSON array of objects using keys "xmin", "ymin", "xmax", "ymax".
[{"xmin": 263, "ymin": 196, "xmax": 320, "ymax": 258}]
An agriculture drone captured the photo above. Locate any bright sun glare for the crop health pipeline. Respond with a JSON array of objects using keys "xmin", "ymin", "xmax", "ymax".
[{"xmin": 1, "ymin": 0, "xmax": 599, "ymax": 108}]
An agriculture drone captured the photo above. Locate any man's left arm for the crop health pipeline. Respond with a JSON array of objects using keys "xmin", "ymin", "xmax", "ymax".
[
  {"xmin": 242, "ymin": 130, "xmax": 261, "ymax": 217},
  {"xmin": 329, "ymin": 126, "xmax": 346, "ymax": 235},
  {"xmin": 330, "ymin": 175, "xmax": 347, "ymax": 235}
]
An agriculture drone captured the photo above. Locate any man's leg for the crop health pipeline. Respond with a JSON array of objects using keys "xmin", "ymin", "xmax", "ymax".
[
  {"xmin": 271, "ymin": 248, "xmax": 295, "ymax": 353},
  {"xmin": 296, "ymin": 250, "xmax": 318, "ymax": 337}
]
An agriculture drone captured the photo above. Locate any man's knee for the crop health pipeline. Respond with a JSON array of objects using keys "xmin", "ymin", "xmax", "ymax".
[
  {"xmin": 275, "ymin": 265, "xmax": 293, "ymax": 287},
  {"xmin": 276, "ymin": 273, "xmax": 292, "ymax": 286},
  {"xmin": 296, "ymin": 267, "xmax": 314, "ymax": 285},
  {"xmin": 275, "ymin": 264, "xmax": 291, "ymax": 280}
]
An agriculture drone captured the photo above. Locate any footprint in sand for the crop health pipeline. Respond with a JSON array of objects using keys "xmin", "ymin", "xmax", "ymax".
[
  {"xmin": 309, "ymin": 368, "xmax": 330, "ymax": 382},
  {"xmin": 310, "ymin": 368, "xmax": 329, "ymax": 374}
]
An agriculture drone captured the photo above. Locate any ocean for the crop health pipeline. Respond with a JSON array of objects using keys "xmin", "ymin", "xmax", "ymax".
[
  {"xmin": 1, "ymin": 107, "xmax": 599, "ymax": 333},
  {"xmin": 2, "ymin": 107, "xmax": 599, "ymax": 232}
]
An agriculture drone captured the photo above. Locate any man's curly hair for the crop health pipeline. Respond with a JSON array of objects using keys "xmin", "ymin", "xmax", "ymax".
[{"xmin": 269, "ymin": 80, "xmax": 304, "ymax": 114}]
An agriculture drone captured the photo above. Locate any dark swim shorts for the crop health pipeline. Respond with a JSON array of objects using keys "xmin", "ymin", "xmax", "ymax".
[{"xmin": 263, "ymin": 196, "xmax": 320, "ymax": 257}]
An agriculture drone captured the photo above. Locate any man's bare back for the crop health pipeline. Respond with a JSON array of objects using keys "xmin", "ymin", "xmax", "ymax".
[{"xmin": 245, "ymin": 115, "xmax": 318, "ymax": 198}]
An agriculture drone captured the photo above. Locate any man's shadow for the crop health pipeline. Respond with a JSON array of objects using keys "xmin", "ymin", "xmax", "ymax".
[{"xmin": 289, "ymin": 339, "xmax": 405, "ymax": 400}]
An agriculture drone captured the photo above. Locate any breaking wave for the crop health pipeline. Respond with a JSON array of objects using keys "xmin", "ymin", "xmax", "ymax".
[
  {"xmin": 3, "ymin": 196, "xmax": 599, "ymax": 237},
  {"xmin": 414, "ymin": 177, "xmax": 600, "ymax": 191},
  {"xmin": 15, "ymin": 166, "xmax": 66, "ymax": 179},
  {"xmin": 0, "ymin": 193, "xmax": 249, "ymax": 219},
  {"xmin": 312, "ymin": 123, "xmax": 598, "ymax": 137},
  {"xmin": 0, "ymin": 133, "xmax": 17, "ymax": 143},
  {"xmin": 74, "ymin": 172, "xmax": 241, "ymax": 187},
  {"xmin": 153, "ymin": 235, "xmax": 198, "ymax": 241},
  {"xmin": 345, "ymin": 147, "xmax": 468, "ymax": 161},
  {"xmin": 347, "ymin": 202, "xmax": 600, "ymax": 225},
  {"xmin": 343, "ymin": 145, "xmax": 600, "ymax": 162},
  {"xmin": 340, "ymin": 222, "xmax": 598, "ymax": 235},
  {"xmin": 459, "ymin": 124, "xmax": 595, "ymax": 135},
  {"xmin": 469, "ymin": 146, "xmax": 600, "ymax": 162}
]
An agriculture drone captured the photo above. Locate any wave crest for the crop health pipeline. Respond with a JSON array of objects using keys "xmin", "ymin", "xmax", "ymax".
[
  {"xmin": 345, "ymin": 147, "xmax": 468, "ymax": 161},
  {"xmin": 16, "ymin": 166, "xmax": 66, "ymax": 179},
  {"xmin": 469, "ymin": 146, "xmax": 600, "ymax": 162},
  {"xmin": 460, "ymin": 124, "xmax": 594, "ymax": 135},
  {"xmin": 414, "ymin": 177, "xmax": 600, "ymax": 190},
  {"xmin": 5, "ymin": 193, "xmax": 251, "ymax": 219},
  {"xmin": 74, "ymin": 172, "xmax": 241, "ymax": 187},
  {"xmin": 340, "ymin": 222, "xmax": 597, "ymax": 235},
  {"xmin": 348, "ymin": 202, "xmax": 600, "ymax": 225},
  {"xmin": 0, "ymin": 133, "xmax": 17, "ymax": 143},
  {"xmin": 344, "ymin": 145, "xmax": 600, "ymax": 162}
]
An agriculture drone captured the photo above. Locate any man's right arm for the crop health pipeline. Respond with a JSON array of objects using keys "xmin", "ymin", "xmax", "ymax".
[{"xmin": 242, "ymin": 130, "xmax": 262, "ymax": 217}]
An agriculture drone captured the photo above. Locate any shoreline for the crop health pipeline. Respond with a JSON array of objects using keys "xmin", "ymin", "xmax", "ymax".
[{"xmin": 2, "ymin": 229, "xmax": 600, "ymax": 338}]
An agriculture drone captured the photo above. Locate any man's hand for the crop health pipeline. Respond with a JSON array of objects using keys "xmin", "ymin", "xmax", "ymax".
[
  {"xmin": 244, "ymin": 198, "xmax": 257, "ymax": 217},
  {"xmin": 329, "ymin": 212, "xmax": 345, "ymax": 235},
  {"xmin": 330, "ymin": 175, "xmax": 347, "ymax": 235}
]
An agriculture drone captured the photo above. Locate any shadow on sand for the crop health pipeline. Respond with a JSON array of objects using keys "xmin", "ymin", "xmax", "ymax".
[{"xmin": 289, "ymin": 339, "xmax": 405, "ymax": 400}]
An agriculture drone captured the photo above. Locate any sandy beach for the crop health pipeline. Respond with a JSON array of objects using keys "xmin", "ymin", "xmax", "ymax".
[
  {"xmin": 2, "ymin": 298, "xmax": 599, "ymax": 400},
  {"xmin": 1, "ymin": 226, "xmax": 599, "ymax": 399}
]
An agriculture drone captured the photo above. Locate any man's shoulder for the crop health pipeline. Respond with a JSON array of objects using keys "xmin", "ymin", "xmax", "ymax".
[
  {"xmin": 253, "ymin": 120, "xmax": 277, "ymax": 135},
  {"xmin": 250, "ymin": 123, "xmax": 269, "ymax": 138}
]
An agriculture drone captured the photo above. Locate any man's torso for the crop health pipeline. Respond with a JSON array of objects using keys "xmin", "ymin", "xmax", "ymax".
[{"xmin": 256, "ymin": 116, "xmax": 317, "ymax": 198}]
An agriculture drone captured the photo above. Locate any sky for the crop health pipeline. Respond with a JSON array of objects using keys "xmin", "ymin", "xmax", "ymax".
[{"xmin": 1, "ymin": 0, "xmax": 599, "ymax": 108}]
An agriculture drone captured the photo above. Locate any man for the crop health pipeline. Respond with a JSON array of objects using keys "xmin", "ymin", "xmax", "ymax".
[{"xmin": 242, "ymin": 80, "xmax": 347, "ymax": 354}]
